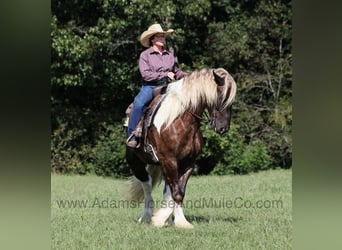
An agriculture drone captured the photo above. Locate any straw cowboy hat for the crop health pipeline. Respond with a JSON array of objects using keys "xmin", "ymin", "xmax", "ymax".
[{"xmin": 140, "ymin": 24, "xmax": 174, "ymax": 47}]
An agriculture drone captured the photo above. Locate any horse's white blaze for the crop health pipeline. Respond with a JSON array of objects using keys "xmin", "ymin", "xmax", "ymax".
[
  {"xmin": 138, "ymin": 176, "xmax": 153, "ymax": 223},
  {"xmin": 151, "ymin": 183, "xmax": 174, "ymax": 227}
]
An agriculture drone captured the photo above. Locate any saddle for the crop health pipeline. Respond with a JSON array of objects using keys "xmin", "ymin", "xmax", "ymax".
[{"xmin": 124, "ymin": 84, "xmax": 168, "ymax": 162}]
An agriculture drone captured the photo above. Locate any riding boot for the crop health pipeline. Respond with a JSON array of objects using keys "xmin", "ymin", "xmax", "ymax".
[{"xmin": 126, "ymin": 134, "xmax": 138, "ymax": 148}]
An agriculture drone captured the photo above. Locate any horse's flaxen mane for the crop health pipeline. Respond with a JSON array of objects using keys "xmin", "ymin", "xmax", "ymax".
[
  {"xmin": 153, "ymin": 68, "xmax": 236, "ymax": 132},
  {"xmin": 213, "ymin": 68, "xmax": 237, "ymax": 111}
]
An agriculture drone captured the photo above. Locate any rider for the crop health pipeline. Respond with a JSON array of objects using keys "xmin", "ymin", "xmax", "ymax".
[{"xmin": 126, "ymin": 24, "xmax": 187, "ymax": 148}]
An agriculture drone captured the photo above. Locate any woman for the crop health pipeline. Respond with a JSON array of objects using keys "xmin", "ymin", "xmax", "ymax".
[{"xmin": 126, "ymin": 24, "xmax": 187, "ymax": 148}]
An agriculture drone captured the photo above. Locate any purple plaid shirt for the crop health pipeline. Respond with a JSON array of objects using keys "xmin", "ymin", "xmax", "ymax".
[{"xmin": 139, "ymin": 47, "xmax": 187, "ymax": 82}]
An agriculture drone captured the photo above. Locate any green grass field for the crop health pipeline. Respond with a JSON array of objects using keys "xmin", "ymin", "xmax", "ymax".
[{"xmin": 51, "ymin": 169, "xmax": 292, "ymax": 249}]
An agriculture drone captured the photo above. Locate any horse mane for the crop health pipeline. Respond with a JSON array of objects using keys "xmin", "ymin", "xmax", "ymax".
[{"xmin": 153, "ymin": 68, "xmax": 236, "ymax": 133}]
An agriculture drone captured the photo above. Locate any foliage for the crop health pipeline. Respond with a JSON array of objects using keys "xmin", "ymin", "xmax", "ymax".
[
  {"xmin": 51, "ymin": 0, "xmax": 292, "ymax": 177},
  {"xmin": 51, "ymin": 113, "xmax": 94, "ymax": 175},
  {"xmin": 198, "ymin": 123, "xmax": 270, "ymax": 175},
  {"xmin": 92, "ymin": 123, "xmax": 131, "ymax": 178}
]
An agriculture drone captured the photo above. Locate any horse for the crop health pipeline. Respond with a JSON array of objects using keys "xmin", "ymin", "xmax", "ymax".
[{"xmin": 125, "ymin": 68, "xmax": 237, "ymax": 228}]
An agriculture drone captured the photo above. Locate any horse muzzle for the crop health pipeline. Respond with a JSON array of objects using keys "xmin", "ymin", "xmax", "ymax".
[{"xmin": 215, "ymin": 126, "xmax": 228, "ymax": 135}]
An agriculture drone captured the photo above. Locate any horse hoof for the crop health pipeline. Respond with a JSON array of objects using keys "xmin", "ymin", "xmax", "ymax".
[
  {"xmin": 138, "ymin": 216, "xmax": 151, "ymax": 224},
  {"xmin": 151, "ymin": 216, "xmax": 167, "ymax": 228},
  {"xmin": 174, "ymin": 221, "xmax": 194, "ymax": 229}
]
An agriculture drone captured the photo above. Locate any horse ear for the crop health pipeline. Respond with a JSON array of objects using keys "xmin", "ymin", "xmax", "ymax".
[{"xmin": 213, "ymin": 69, "xmax": 225, "ymax": 86}]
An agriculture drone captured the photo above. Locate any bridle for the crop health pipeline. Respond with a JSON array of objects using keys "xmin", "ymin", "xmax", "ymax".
[{"xmin": 186, "ymin": 110, "xmax": 203, "ymax": 121}]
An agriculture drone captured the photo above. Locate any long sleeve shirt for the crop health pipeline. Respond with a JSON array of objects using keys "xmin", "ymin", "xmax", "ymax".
[{"xmin": 139, "ymin": 47, "xmax": 187, "ymax": 82}]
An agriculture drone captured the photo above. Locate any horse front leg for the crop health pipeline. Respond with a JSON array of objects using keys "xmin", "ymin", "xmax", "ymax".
[
  {"xmin": 151, "ymin": 181, "xmax": 175, "ymax": 227},
  {"xmin": 151, "ymin": 159, "xmax": 194, "ymax": 228},
  {"xmin": 173, "ymin": 167, "xmax": 194, "ymax": 229},
  {"xmin": 151, "ymin": 159, "xmax": 179, "ymax": 228}
]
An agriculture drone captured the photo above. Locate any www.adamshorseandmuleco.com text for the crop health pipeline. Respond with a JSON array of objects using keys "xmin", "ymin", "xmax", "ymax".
[{"xmin": 55, "ymin": 197, "xmax": 284, "ymax": 210}]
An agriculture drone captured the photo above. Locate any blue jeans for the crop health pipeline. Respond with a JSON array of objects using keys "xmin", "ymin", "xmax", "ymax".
[{"xmin": 127, "ymin": 85, "xmax": 155, "ymax": 139}]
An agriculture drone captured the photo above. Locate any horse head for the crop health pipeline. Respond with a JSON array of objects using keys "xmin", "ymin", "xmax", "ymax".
[
  {"xmin": 209, "ymin": 106, "xmax": 232, "ymax": 135},
  {"xmin": 209, "ymin": 68, "xmax": 237, "ymax": 135}
]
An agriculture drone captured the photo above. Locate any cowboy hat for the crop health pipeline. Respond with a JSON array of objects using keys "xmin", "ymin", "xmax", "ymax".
[{"xmin": 140, "ymin": 24, "xmax": 174, "ymax": 47}]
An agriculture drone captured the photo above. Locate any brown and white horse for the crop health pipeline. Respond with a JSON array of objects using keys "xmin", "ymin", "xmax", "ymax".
[{"xmin": 126, "ymin": 68, "xmax": 237, "ymax": 228}]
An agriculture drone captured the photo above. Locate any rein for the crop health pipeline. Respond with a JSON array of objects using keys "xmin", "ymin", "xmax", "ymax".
[
  {"xmin": 186, "ymin": 110, "xmax": 203, "ymax": 120},
  {"xmin": 186, "ymin": 109, "xmax": 211, "ymax": 122}
]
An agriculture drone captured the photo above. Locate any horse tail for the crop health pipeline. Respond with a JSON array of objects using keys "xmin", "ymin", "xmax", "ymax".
[{"xmin": 126, "ymin": 164, "xmax": 163, "ymax": 201}]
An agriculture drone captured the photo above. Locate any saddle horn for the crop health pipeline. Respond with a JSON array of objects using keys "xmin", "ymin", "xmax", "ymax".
[{"xmin": 213, "ymin": 68, "xmax": 226, "ymax": 86}]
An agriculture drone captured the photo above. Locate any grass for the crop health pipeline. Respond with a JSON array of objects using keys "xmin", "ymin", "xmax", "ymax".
[{"xmin": 51, "ymin": 169, "xmax": 292, "ymax": 249}]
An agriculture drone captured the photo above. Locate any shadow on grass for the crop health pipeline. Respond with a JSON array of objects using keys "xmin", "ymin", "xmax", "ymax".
[{"xmin": 186, "ymin": 214, "xmax": 243, "ymax": 224}]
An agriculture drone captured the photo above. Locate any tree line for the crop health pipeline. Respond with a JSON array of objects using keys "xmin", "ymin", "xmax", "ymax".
[{"xmin": 51, "ymin": 0, "xmax": 292, "ymax": 176}]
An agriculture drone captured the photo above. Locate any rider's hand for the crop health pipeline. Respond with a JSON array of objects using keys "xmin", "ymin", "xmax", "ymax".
[{"xmin": 167, "ymin": 72, "xmax": 175, "ymax": 81}]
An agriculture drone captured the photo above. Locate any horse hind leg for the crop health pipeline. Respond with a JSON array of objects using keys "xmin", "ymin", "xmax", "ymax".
[
  {"xmin": 126, "ymin": 149, "xmax": 154, "ymax": 224},
  {"xmin": 127, "ymin": 173, "xmax": 153, "ymax": 223},
  {"xmin": 127, "ymin": 172, "xmax": 154, "ymax": 224},
  {"xmin": 138, "ymin": 175, "xmax": 153, "ymax": 223},
  {"xmin": 127, "ymin": 162, "xmax": 163, "ymax": 224}
]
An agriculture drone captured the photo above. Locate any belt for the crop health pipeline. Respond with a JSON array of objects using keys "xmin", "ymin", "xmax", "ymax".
[{"xmin": 142, "ymin": 77, "xmax": 170, "ymax": 86}]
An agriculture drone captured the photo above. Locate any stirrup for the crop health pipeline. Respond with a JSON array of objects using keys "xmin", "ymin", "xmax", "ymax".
[
  {"xmin": 133, "ymin": 127, "xmax": 142, "ymax": 138},
  {"xmin": 126, "ymin": 140, "xmax": 138, "ymax": 148},
  {"xmin": 126, "ymin": 133, "xmax": 141, "ymax": 148}
]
